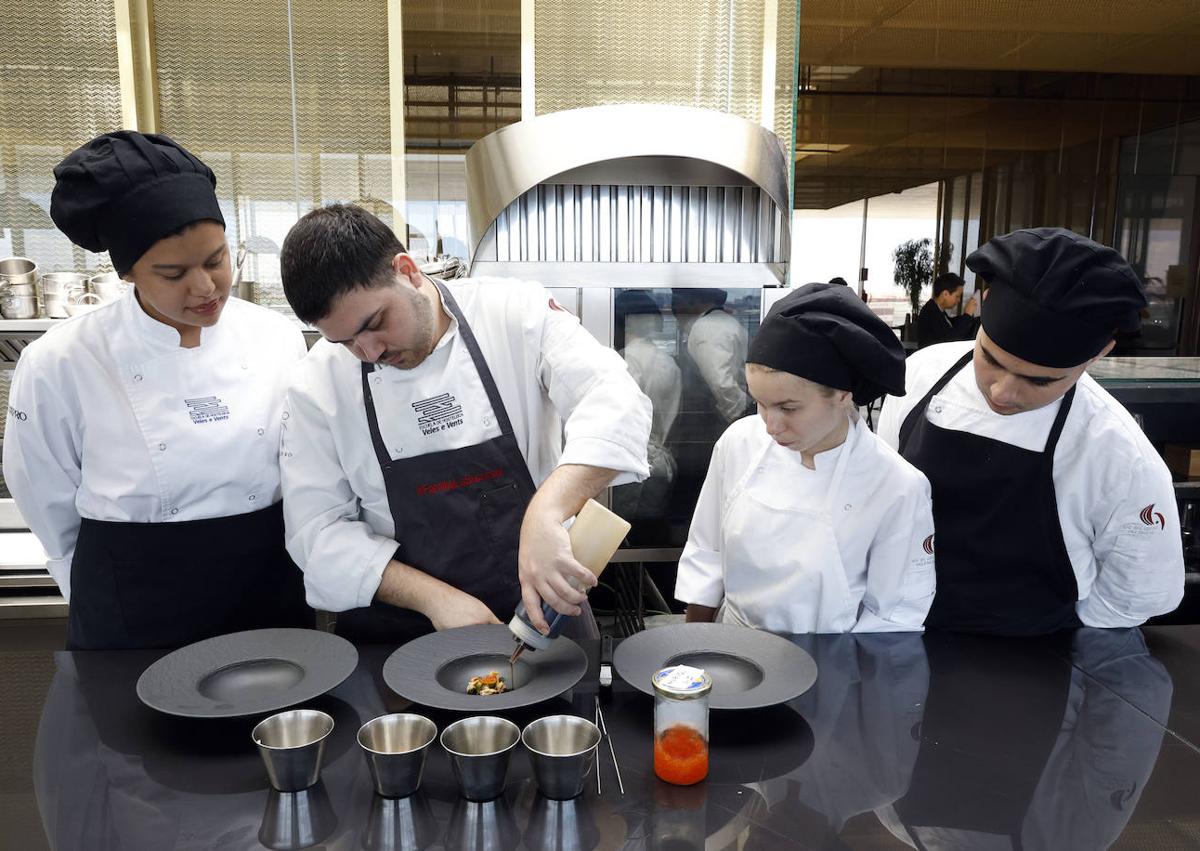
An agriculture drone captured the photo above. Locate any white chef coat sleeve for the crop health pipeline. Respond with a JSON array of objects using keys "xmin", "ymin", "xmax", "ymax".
[
  {"xmin": 279, "ymin": 377, "xmax": 399, "ymax": 612},
  {"xmin": 1, "ymin": 349, "xmax": 82, "ymax": 600},
  {"xmin": 852, "ymin": 472, "xmax": 936, "ymax": 633},
  {"xmin": 674, "ymin": 433, "xmax": 728, "ymax": 608},
  {"xmin": 688, "ymin": 322, "xmax": 748, "ymax": 422},
  {"xmin": 532, "ymin": 286, "xmax": 652, "ymax": 485},
  {"xmin": 1077, "ymin": 455, "xmax": 1184, "ymax": 627},
  {"xmin": 874, "ymin": 392, "xmax": 906, "ymax": 450}
]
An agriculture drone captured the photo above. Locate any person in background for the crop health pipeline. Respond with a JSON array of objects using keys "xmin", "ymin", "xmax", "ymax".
[
  {"xmin": 917, "ymin": 272, "xmax": 979, "ymax": 349},
  {"xmin": 676, "ymin": 283, "xmax": 936, "ymax": 633},
  {"xmin": 669, "ymin": 288, "xmax": 752, "ymax": 424},
  {"xmin": 612, "ymin": 290, "xmax": 681, "ymax": 519},
  {"xmin": 877, "ymin": 227, "xmax": 1184, "ymax": 635},
  {"xmin": 3, "ymin": 131, "xmax": 311, "ymax": 649}
]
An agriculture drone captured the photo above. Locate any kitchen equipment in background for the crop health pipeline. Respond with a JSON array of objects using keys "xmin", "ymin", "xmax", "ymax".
[
  {"xmin": 136, "ymin": 628, "xmax": 359, "ymax": 718},
  {"xmin": 652, "ymin": 665, "xmax": 712, "ymax": 785},
  {"xmin": 64, "ymin": 291, "xmax": 103, "ymax": 317},
  {"xmin": 0, "ymin": 257, "xmax": 39, "ymax": 319},
  {"xmin": 41, "ymin": 272, "xmax": 87, "ymax": 318},
  {"xmin": 0, "ymin": 257, "xmax": 37, "ymax": 286},
  {"xmin": 357, "ymin": 713, "xmax": 438, "ymax": 798},
  {"xmin": 440, "ymin": 716, "xmax": 521, "ymax": 801},
  {"xmin": 508, "ymin": 499, "xmax": 630, "ymax": 662},
  {"xmin": 87, "ymin": 271, "xmax": 125, "ymax": 302},
  {"xmin": 522, "ymin": 715, "xmax": 601, "ymax": 800},
  {"xmin": 613, "ymin": 622, "xmax": 818, "ymax": 710},
  {"xmin": 383, "ymin": 623, "xmax": 587, "ymax": 711},
  {"xmin": 253, "ymin": 708, "xmax": 335, "ymax": 792}
]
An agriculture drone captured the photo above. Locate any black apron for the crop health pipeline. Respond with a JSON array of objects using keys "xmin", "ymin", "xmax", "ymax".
[
  {"xmin": 66, "ymin": 500, "xmax": 312, "ymax": 650},
  {"xmin": 893, "ymin": 634, "xmax": 1075, "ymax": 849},
  {"xmin": 336, "ymin": 280, "xmax": 595, "ymax": 645},
  {"xmin": 899, "ymin": 351, "xmax": 1081, "ymax": 636}
]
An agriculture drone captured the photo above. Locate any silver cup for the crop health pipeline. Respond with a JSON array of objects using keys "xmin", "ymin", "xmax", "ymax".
[
  {"xmin": 0, "ymin": 257, "xmax": 37, "ymax": 286},
  {"xmin": 358, "ymin": 713, "xmax": 437, "ymax": 798},
  {"xmin": 252, "ymin": 708, "xmax": 334, "ymax": 792},
  {"xmin": 88, "ymin": 271, "xmax": 125, "ymax": 302},
  {"xmin": 440, "ymin": 716, "xmax": 520, "ymax": 802},
  {"xmin": 521, "ymin": 715, "xmax": 601, "ymax": 800}
]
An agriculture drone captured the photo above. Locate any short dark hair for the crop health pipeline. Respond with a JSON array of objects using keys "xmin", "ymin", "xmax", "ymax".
[
  {"xmin": 280, "ymin": 204, "xmax": 406, "ymax": 324},
  {"xmin": 828, "ymin": 276, "xmax": 848, "ymax": 286},
  {"xmin": 933, "ymin": 272, "xmax": 964, "ymax": 298}
]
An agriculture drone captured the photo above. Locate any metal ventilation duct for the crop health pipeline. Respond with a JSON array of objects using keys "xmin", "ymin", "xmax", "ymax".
[{"xmin": 466, "ymin": 104, "xmax": 790, "ymax": 286}]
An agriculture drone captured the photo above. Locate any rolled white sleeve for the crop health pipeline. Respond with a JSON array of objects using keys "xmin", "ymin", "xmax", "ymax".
[
  {"xmin": 1077, "ymin": 457, "xmax": 1184, "ymax": 627},
  {"xmin": 674, "ymin": 436, "xmax": 727, "ymax": 608},
  {"xmin": 2, "ymin": 352, "xmax": 82, "ymax": 599},
  {"xmin": 853, "ymin": 477, "xmax": 936, "ymax": 633},
  {"xmin": 279, "ymin": 379, "xmax": 399, "ymax": 612},
  {"xmin": 534, "ymin": 290, "xmax": 652, "ymax": 485},
  {"xmin": 688, "ymin": 322, "xmax": 748, "ymax": 423},
  {"xmin": 875, "ymin": 392, "xmax": 906, "ymax": 450}
]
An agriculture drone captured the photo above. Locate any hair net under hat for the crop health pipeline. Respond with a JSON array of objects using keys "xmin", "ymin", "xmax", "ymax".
[
  {"xmin": 967, "ymin": 227, "xmax": 1146, "ymax": 368},
  {"xmin": 50, "ymin": 131, "xmax": 224, "ymax": 276},
  {"xmin": 749, "ymin": 282, "xmax": 906, "ymax": 405}
]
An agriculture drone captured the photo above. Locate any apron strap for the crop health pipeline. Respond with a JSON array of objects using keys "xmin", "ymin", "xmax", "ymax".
[
  {"xmin": 898, "ymin": 350, "xmax": 973, "ymax": 453},
  {"xmin": 1042, "ymin": 385, "xmax": 1076, "ymax": 457}
]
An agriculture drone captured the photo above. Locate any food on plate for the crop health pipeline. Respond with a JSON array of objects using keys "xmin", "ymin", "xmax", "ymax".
[{"xmin": 467, "ymin": 671, "xmax": 508, "ymax": 696}]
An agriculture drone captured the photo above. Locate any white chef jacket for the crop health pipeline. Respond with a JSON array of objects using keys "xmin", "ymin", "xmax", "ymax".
[
  {"xmin": 280, "ymin": 277, "xmax": 653, "ymax": 612},
  {"xmin": 686, "ymin": 309, "xmax": 749, "ymax": 422},
  {"xmin": 875, "ymin": 340, "xmax": 1185, "ymax": 628},
  {"xmin": 621, "ymin": 336, "xmax": 681, "ymax": 479},
  {"xmin": 2, "ymin": 290, "xmax": 307, "ymax": 600},
  {"xmin": 675, "ymin": 414, "xmax": 936, "ymax": 632}
]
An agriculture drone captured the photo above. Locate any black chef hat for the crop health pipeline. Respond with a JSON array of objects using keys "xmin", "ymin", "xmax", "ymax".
[
  {"xmin": 749, "ymin": 282, "xmax": 906, "ymax": 405},
  {"xmin": 968, "ymin": 228, "xmax": 1146, "ymax": 368},
  {"xmin": 50, "ymin": 131, "xmax": 224, "ymax": 276}
]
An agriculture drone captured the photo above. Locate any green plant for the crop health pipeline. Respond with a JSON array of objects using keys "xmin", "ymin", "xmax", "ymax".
[{"xmin": 893, "ymin": 238, "xmax": 934, "ymax": 316}]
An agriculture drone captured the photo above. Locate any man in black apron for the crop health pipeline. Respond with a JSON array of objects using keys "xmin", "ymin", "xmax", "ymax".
[
  {"xmin": 278, "ymin": 205, "xmax": 652, "ymax": 645},
  {"xmin": 879, "ymin": 228, "xmax": 1183, "ymax": 635}
]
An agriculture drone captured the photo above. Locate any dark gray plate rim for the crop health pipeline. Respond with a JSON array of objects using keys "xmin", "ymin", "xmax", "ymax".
[
  {"xmin": 136, "ymin": 628, "xmax": 359, "ymax": 719},
  {"xmin": 612, "ymin": 622, "xmax": 818, "ymax": 709},
  {"xmin": 383, "ymin": 624, "xmax": 587, "ymax": 711}
]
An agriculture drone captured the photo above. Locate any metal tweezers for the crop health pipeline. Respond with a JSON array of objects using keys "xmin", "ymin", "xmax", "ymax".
[{"xmin": 594, "ymin": 695, "xmax": 624, "ymax": 795}]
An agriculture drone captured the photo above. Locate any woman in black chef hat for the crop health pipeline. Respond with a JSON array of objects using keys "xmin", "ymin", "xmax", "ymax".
[
  {"xmin": 674, "ymin": 282, "xmax": 936, "ymax": 633},
  {"xmin": 2, "ymin": 131, "xmax": 313, "ymax": 649}
]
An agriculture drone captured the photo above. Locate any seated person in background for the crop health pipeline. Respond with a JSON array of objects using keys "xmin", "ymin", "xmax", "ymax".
[
  {"xmin": 917, "ymin": 272, "xmax": 979, "ymax": 349},
  {"xmin": 676, "ymin": 283, "xmax": 936, "ymax": 633}
]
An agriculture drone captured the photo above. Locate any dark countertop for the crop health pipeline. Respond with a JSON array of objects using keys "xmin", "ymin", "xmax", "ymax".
[{"xmin": 8, "ymin": 620, "xmax": 1200, "ymax": 850}]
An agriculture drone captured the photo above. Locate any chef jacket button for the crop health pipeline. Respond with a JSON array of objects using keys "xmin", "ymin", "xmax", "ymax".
[
  {"xmin": 844, "ymin": 503, "xmax": 852, "ymax": 511},
  {"xmin": 373, "ymin": 377, "xmax": 382, "ymax": 385},
  {"xmin": 483, "ymin": 417, "xmax": 493, "ymax": 427},
  {"xmin": 158, "ymin": 442, "xmax": 166, "ymax": 451},
  {"xmin": 133, "ymin": 374, "xmax": 143, "ymax": 382},
  {"xmin": 257, "ymin": 428, "xmax": 265, "ymax": 436},
  {"xmin": 240, "ymin": 363, "xmax": 248, "ymax": 370},
  {"xmin": 934, "ymin": 405, "xmax": 943, "ymax": 414},
  {"xmin": 282, "ymin": 411, "xmax": 290, "ymax": 421},
  {"xmin": 248, "ymin": 494, "xmax": 256, "ymax": 501},
  {"xmin": 170, "ymin": 508, "xmax": 178, "ymax": 515}
]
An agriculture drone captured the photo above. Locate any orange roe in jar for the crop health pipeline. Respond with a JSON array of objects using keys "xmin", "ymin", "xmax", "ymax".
[{"xmin": 654, "ymin": 724, "xmax": 708, "ymax": 785}]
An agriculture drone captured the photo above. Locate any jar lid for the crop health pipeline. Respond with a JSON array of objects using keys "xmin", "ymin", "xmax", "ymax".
[{"xmin": 652, "ymin": 665, "xmax": 713, "ymax": 699}]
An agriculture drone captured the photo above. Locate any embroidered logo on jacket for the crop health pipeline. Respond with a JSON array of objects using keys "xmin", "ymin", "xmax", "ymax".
[
  {"xmin": 185, "ymin": 396, "xmax": 230, "ymax": 424},
  {"xmin": 922, "ymin": 534, "xmax": 935, "ymax": 555},
  {"xmin": 413, "ymin": 392, "xmax": 463, "ymax": 436},
  {"xmin": 1140, "ymin": 504, "xmax": 1166, "ymax": 531}
]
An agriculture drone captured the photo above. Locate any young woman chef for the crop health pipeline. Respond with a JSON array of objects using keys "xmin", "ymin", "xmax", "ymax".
[
  {"xmin": 2, "ymin": 131, "xmax": 312, "ymax": 649},
  {"xmin": 675, "ymin": 282, "xmax": 936, "ymax": 632}
]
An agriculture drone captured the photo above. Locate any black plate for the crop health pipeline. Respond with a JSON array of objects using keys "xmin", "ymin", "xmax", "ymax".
[
  {"xmin": 136, "ymin": 628, "xmax": 359, "ymax": 719},
  {"xmin": 613, "ymin": 623, "xmax": 818, "ymax": 709},
  {"xmin": 383, "ymin": 624, "xmax": 588, "ymax": 711}
]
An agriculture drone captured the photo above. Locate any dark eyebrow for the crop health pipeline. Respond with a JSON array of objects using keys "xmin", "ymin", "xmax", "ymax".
[
  {"xmin": 151, "ymin": 245, "xmax": 226, "ymax": 271},
  {"xmin": 980, "ymin": 343, "xmax": 1067, "ymax": 385},
  {"xmin": 329, "ymin": 308, "xmax": 382, "ymax": 344}
]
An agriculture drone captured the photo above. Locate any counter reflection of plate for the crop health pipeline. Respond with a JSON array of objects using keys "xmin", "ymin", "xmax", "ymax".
[
  {"xmin": 383, "ymin": 624, "xmax": 587, "ymax": 711},
  {"xmin": 613, "ymin": 622, "xmax": 817, "ymax": 709}
]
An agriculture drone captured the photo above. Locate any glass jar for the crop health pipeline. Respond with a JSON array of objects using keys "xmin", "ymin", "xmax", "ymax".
[{"xmin": 652, "ymin": 665, "xmax": 712, "ymax": 785}]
